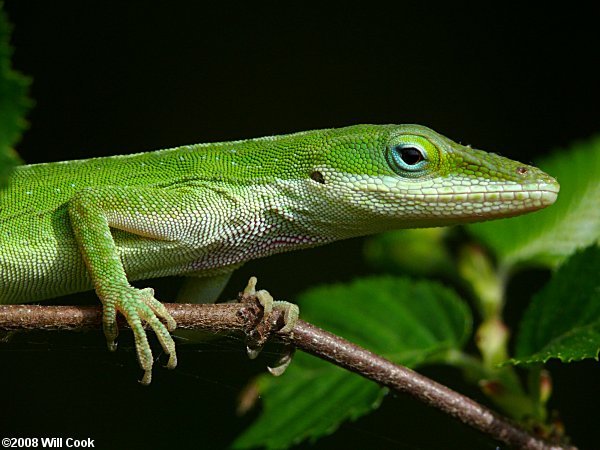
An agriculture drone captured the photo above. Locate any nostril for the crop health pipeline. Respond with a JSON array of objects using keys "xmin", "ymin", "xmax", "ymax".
[{"xmin": 516, "ymin": 166, "xmax": 528, "ymax": 175}]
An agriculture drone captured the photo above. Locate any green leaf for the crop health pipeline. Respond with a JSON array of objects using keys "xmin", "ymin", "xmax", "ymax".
[
  {"xmin": 511, "ymin": 245, "xmax": 600, "ymax": 365},
  {"xmin": 233, "ymin": 354, "xmax": 386, "ymax": 450},
  {"xmin": 233, "ymin": 276, "xmax": 472, "ymax": 449},
  {"xmin": 468, "ymin": 135, "xmax": 600, "ymax": 269},
  {"xmin": 364, "ymin": 228, "xmax": 453, "ymax": 277},
  {"xmin": 0, "ymin": 3, "xmax": 31, "ymax": 186}
]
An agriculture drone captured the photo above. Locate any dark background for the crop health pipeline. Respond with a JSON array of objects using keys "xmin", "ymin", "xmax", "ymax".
[{"xmin": 2, "ymin": 2, "xmax": 599, "ymax": 449}]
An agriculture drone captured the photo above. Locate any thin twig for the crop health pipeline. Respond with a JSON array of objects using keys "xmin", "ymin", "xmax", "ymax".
[
  {"xmin": 0, "ymin": 300, "xmax": 575, "ymax": 450},
  {"xmin": 276, "ymin": 320, "xmax": 573, "ymax": 450}
]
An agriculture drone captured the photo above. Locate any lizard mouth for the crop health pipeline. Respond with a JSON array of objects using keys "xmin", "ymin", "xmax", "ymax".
[
  {"xmin": 533, "ymin": 185, "xmax": 559, "ymax": 206},
  {"xmin": 353, "ymin": 176, "xmax": 560, "ymax": 218},
  {"xmin": 394, "ymin": 183, "xmax": 560, "ymax": 221},
  {"xmin": 406, "ymin": 184, "xmax": 559, "ymax": 207},
  {"xmin": 484, "ymin": 181, "xmax": 558, "ymax": 206}
]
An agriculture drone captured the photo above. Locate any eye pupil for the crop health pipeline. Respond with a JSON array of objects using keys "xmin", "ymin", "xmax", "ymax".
[
  {"xmin": 386, "ymin": 142, "xmax": 429, "ymax": 175},
  {"xmin": 399, "ymin": 147, "xmax": 424, "ymax": 165}
]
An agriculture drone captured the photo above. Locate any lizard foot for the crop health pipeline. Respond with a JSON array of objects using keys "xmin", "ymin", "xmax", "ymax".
[
  {"xmin": 243, "ymin": 277, "xmax": 299, "ymax": 376},
  {"xmin": 102, "ymin": 286, "xmax": 177, "ymax": 385}
]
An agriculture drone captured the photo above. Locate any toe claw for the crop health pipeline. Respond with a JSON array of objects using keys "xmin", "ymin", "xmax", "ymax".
[
  {"xmin": 140, "ymin": 370, "xmax": 152, "ymax": 386},
  {"xmin": 166, "ymin": 353, "xmax": 177, "ymax": 370},
  {"xmin": 268, "ymin": 346, "xmax": 295, "ymax": 376},
  {"xmin": 246, "ymin": 345, "xmax": 262, "ymax": 360}
]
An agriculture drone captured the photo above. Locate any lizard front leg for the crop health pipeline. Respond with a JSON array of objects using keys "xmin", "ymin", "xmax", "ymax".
[{"xmin": 67, "ymin": 186, "xmax": 198, "ymax": 384}]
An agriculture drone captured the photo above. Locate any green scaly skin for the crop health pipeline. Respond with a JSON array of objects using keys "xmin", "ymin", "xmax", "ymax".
[{"xmin": 0, "ymin": 124, "xmax": 559, "ymax": 383}]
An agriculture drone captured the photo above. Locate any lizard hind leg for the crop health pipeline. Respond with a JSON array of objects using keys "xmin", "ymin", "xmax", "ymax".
[
  {"xmin": 176, "ymin": 271, "xmax": 234, "ymax": 304},
  {"xmin": 67, "ymin": 185, "xmax": 200, "ymax": 384}
]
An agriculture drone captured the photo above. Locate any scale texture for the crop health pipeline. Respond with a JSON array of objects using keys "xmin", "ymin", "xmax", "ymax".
[{"xmin": 0, "ymin": 124, "xmax": 559, "ymax": 382}]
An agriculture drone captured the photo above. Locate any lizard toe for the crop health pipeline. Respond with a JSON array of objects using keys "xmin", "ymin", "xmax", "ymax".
[
  {"xmin": 102, "ymin": 303, "xmax": 119, "ymax": 352},
  {"xmin": 141, "ymin": 289, "xmax": 177, "ymax": 331},
  {"xmin": 137, "ymin": 303, "xmax": 178, "ymax": 370}
]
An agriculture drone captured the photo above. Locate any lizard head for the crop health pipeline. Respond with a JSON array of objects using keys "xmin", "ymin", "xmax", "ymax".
[{"xmin": 309, "ymin": 124, "xmax": 559, "ymax": 230}]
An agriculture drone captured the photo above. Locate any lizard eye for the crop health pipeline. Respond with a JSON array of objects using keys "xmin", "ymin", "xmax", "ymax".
[
  {"xmin": 398, "ymin": 146, "xmax": 424, "ymax": 165},
  {"xmin": 387, "ymin": 143, "xmax": 429, "ymax": 174}
]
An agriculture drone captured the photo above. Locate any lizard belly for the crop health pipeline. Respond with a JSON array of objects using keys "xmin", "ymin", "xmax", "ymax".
[
  {"xmin": 0, "ymin": 210, "xmax": 90, "ymax": 303},
  {"xmin": 114, "ymin": 228, "xmax": 206, "ymax": 281}
]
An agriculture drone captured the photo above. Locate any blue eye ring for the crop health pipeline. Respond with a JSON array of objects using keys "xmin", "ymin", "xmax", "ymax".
[{"xmin": 387, "ymin": 143, "xmax": 429, "ymax": 174}]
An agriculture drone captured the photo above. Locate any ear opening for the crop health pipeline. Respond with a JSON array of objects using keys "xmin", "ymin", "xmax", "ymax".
[{"xmin": 310, "ymin": 171, "xmax": 325, "ymax": 184}]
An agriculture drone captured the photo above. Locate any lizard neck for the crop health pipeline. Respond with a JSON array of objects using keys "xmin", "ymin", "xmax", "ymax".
[{"xmin": 186, "ymin": 178, "xmax": 372, "ymax": 272}]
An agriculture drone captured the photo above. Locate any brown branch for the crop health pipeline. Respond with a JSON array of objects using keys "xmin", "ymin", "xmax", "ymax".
[{"xmin": 0, "ymin": 300, "xmax": 574, "ymax": 450}]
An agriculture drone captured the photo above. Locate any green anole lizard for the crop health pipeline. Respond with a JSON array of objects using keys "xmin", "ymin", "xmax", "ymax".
[{"xmin": 0, "ymin": 124, "xmax": 559, "ymax": 383}]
